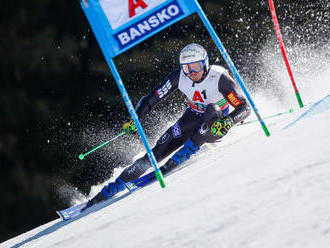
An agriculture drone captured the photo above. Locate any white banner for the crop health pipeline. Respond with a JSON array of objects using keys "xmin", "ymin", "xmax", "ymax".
[{"xmin": 100, "ymin": 0, "xmax": 167, "ymax": 30}]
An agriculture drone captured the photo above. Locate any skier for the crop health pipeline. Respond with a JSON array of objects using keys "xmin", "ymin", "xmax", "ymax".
[{"xmin": 84, "ymin": 43, "xmax": 251, "ymax": 209}]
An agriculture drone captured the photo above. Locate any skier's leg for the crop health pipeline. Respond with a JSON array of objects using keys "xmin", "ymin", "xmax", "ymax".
[
  {"xmin": 81, "ymin": 175, "xmax": 128, "ymax": 210},
  {"xmin": 152, "ymin": 113, "xmax": 197, "ymax": 161},
  {"xmin": 119, "ymin": 109, "xmax": 199, "ymax": 182},
  {"xmin": 118, "ymin": 154, "xmax": 151, "ymax": 182},
  {"xmin": 167, "ymin": 104, "xmax": 223, "ymax": 167},
  {"xmin": 84, "ymin": 110, "xmax": 199, "ymax": 207}
]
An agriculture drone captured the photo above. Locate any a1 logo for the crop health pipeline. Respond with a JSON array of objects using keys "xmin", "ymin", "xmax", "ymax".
[{"xmin": 192, "ymin": 90, "xmax": 207, "ymax": 102}]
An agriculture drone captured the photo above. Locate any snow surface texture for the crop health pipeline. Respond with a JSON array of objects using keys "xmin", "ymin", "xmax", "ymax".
[
  {"xmin": 2, "ymin": 95, "xmax": 330, "ymax": 248},
  {"xmin": 2, "ymin": 4, "xmax": 330, "ymax": 245}
]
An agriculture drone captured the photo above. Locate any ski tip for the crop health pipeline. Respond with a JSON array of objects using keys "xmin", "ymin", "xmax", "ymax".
[{"xmin": 56, "ymin": 211, "xmax": 65, "ymax": 220}]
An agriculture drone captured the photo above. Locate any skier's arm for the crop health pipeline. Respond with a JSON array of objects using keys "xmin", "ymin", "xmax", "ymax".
[
  {"xmin": 218, "ymin": 72, "xmax": 251, "ymax": 124},
  {"xmin": 135, "ymin": 69, "xmax": 180, "ymax": 118}
]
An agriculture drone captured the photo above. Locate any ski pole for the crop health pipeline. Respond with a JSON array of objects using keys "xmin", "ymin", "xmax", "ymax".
[
  {"xmin": 78, "ymin": 131, "xmax": 125, "ymax": 160},
  {"xmin": 236, "ymin": 101, "xmax": 314, "ymax": 127},
  {"xmin": 194, "ymin": 0, "xmax": 270, "ymax": 137},
  {"xmin": 236, "ymin": 108, "xmax": 294, "ymax": 126},
  {"xmin": 268, "ymin": 0, "xmax": 304, "ymax": 108}
]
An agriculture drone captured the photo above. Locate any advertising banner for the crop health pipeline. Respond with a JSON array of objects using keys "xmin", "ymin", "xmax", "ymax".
[{"xmin": 81, "ymin": 0, "xmax": 197, "ymax": 58}]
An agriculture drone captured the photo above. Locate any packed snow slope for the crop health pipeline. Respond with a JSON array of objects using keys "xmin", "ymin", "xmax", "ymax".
[{"xmin": 2, "ymin": 95, "xmax": 330, "ymax": 248}]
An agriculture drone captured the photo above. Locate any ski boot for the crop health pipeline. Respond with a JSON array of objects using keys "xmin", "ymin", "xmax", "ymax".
[
  {"xmin": 81, "ymin": 178, "xmax": 126, "ymax": 212},
  {"xmin": 162, "ymin": 139, "xmax": 200, "ymax": 174}
]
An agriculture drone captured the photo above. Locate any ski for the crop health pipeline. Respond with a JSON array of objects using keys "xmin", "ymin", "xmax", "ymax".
[
  {"xmin": 56, "ymin": 143, "xmax": 216, "ymax": 220},
  {"xmin": 56, "ymin": 169, "xmax": 159, "ymax": 220},
  {"xmin": 125, "ymin": 170, "xmax": 158, "ymax": 192},
  {"xmin": 56, "ymin": 202, "xmax": 88, "ymax": 220}
]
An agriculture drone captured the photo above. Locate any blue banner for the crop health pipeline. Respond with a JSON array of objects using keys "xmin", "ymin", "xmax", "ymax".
[
  {"xmin": 114, "ymin": 1, "xmax": 184, "ymax": 49},
  {"xmin": 81, "ymin": 0, "xmax": 197, "ymax": 58}
]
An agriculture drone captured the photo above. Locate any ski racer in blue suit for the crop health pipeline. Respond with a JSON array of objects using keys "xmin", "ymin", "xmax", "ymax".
[{"xmin": 83, "ymin": 43, "xmax": 251, "ymax": 209}]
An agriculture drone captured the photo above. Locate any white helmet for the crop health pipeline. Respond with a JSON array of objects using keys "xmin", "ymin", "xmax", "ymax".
[{"xmin": 179, "ymin": 43, "xmax": 209, "ymax": 74}]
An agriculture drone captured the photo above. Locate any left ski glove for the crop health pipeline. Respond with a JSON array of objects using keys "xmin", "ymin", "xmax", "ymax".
[
  {"xmin": 122, "ymin": 119, "xmax": 137, "ymax": 134},
  {"xmin": 211, "ymin": 117, "xmax": 234, "ymax": 137}
]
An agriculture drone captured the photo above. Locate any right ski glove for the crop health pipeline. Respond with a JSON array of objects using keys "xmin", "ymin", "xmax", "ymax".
[
  {"xmin": 122, "ymin": 119, "xmax": 137, "ymax": 134},
  {"xmin": 211, "ymin": 117, "xmax": 234, "ymax": 137}
]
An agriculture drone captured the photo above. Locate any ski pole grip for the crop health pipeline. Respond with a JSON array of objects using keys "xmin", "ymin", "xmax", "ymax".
[{"xmin": 155, "ymin": 169, "xmax": 166, "ymax": 188}]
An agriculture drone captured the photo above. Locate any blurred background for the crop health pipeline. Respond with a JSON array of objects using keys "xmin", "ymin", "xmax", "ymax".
[{"xmin": 1, "ymin": 0, "xmax": 329, "ymax": 242}]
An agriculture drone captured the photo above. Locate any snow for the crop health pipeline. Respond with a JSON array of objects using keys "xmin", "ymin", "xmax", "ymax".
[
  {"xmin": 2, "ymin": 95, "xmax": 330, "ymax": 248},
  {"xmin": 3, "ymin": 17, "xmax": 330, "ymax": 246}
]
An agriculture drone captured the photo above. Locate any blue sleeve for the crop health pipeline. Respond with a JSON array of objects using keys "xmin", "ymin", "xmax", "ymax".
[{"xmin": 136, "ymin": 69, "xmax": 180, "ymax": 118}]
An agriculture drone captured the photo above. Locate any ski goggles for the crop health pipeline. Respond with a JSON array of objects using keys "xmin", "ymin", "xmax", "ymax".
[{"xmin": 181, "ymin": 60, "xmax": 206, "ymax": 74}]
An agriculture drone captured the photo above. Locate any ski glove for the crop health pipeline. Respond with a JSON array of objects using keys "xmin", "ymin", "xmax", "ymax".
[
  {"xmin": 122, "ymin": 119, "xmax": 137, "ymax": 134},
  {"xmin": 211, "ymin": 117, "xmax": 234, "ymax": 137}
]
